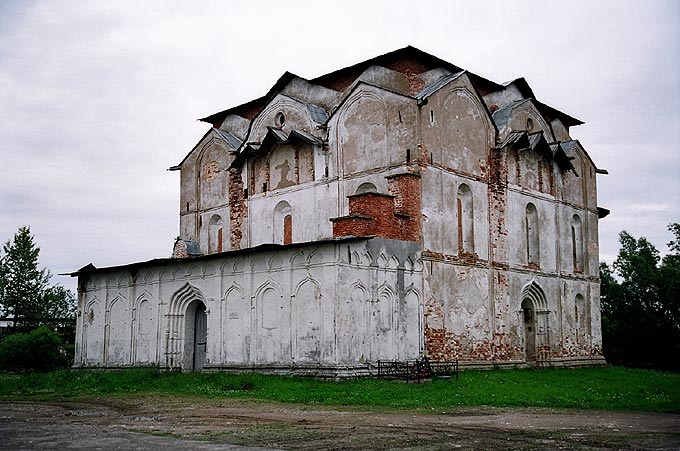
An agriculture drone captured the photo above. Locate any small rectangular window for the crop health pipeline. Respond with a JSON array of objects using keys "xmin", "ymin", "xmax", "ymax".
[
  {"xmin": 262, "ymin": 183, "xmax": 267, "ymax": 193},
  {"xmin": 243, "ymin": 188, "xmax": 248, "ymax": 199},
  {"xmin": 406, "ymin": 148, "xmax": 411, "ymax": 163}
]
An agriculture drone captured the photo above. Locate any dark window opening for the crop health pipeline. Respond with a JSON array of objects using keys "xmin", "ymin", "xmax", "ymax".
[
  {"xmin": 243, "ymin": 188, "xmax": 248, "ymax": 199},
  {"xmin": 406, "ymin": 148, "xmax": 411, "ymax": 163},
  {"xmin": 262, "ymin": 182, "xmax": 267, "ymax": 193}
]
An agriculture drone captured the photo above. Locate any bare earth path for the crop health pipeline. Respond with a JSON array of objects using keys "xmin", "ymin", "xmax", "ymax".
[{"xmin": 1, "ymin": 397, "xmax": 679, "ymax": 450}]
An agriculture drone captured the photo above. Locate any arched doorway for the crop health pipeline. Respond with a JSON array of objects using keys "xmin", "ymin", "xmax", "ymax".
[
  {"xmin": 183, "ymin": 300, "xmax": 207, "ymax": 371},
  {"xmin": 521, "ymin": 298, "xmax": 536, "ymax": 361},
  {"xmin": 520, "ymin": 281, "xmax": 548, "ymax": 364}
]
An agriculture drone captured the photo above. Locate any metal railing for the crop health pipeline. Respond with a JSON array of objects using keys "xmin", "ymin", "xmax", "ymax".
[{"xmin": 376, "ymin": 358, "xmax": 459, "ymax": 383}]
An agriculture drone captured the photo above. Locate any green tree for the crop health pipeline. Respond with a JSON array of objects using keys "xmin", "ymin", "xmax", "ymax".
[
  {"xmin": 600, "ymin": 223, "xmax": 680, "ymax": 369},
  {"xmin": 0, "ymin": 226, "xmax": 76, "ymax": 332},
  {"xmin": 0, "ymin": 326, "xmax": 70, "ymax": 372}
]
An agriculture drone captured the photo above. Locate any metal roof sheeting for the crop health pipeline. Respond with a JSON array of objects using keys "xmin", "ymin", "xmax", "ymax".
[
  {"xmin": 491, "ymin": 99, "xmax": 531, "ymax": 130},
  {"xmin": 214, "ymin": 128, "xmax": 243, "ymax": 150},
  {"xmin": 306, "ymin": 103, "xmax": 329, "ymax": 124},
  {"xmin": 415, "ymin": 71, "xmax": 465, "ymax": 101},
  {"xmin": 497, "ymin": 130, "xmax": 577, "ymax": 174}
]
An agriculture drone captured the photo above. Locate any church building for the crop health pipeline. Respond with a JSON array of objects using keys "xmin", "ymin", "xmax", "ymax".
[{"xmin": 72, "ymin": 47, "xmax": 608, "ymax": 375}]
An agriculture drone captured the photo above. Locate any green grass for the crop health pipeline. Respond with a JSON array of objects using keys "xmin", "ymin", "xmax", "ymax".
[{"xmin": 1, "ymin": 366, "xmax": 678, "ymax": 413}]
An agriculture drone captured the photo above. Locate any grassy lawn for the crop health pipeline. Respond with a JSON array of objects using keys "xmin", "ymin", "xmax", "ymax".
[{"xmin": 1, "ymin": 366, "xmax": 678, "ymax": 413}]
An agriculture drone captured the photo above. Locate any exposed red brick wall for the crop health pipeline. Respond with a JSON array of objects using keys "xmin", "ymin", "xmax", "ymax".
[
  {"xmin": 487, "ymin": 149, "xmax": 508, "ymax": 263},
  {"xmin": 283, "ymin": 214, "xmax": 292, "ymax": 245},
  {"xmin": 331, "ymin": 173, "xmax": 422, "ymax": 242},
  {"xmin": 228, "ymin": 167, "xmax": 247, "ymax": 250},
  {"xmin": 383, "ymin": 57, "xmax": 431, "ymax": 76},
  {"xmin": 331, "ymin": 215, "xmax": 373, "ymax": 237}
]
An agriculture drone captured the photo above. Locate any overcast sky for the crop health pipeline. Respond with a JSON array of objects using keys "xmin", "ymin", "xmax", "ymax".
[{"xmin": 1, "ymin": 0, "xmax": 678, "ymax": 294}]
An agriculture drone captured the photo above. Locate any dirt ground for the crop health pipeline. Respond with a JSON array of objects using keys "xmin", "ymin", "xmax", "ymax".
[{"xmin": 1, "ymin": 396, "xmax": 679, "ymax": 450}]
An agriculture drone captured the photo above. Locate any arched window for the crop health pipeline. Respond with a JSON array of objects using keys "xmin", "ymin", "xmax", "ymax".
[
  {"xmin": 571, "ymin": 214, "xmax": 584, "ymax": 272},
  {"xmin": 208, "ymin": 215, "xmax": 223, "ymax": 253},
  {"xmin": 457, "ymin": 184, "xmax": 474, "ymax": 253},
  {"xmin": 525, "ymin": 203, "xmax": 540, "ymax": 265},
  {"xmin": 274, "ymin": 201, "xmax": 292, "ymax": 244},
  {"xmin": 574, "ymin": 294, "xmax": 586, "ymax": 346},
  {"xmin": 355, "ymin": 182, "xmax": 378, "ymax": 194}
]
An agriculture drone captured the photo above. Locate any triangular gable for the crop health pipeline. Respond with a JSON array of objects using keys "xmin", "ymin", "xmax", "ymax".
[
  {"xmin": 496, "ymin": 130, "xmax": 577, "ymax": 174},
  {"xmin": 237, "ymin": 92, "xmax": 328, "ymax": 153},
  {"xmin": 199, "ymin": 72, "xmax": 301, "ymax": 127},
  {"xmin": 496, "ymin": 78, "xmax": 583, "ymax": 127},
  {"xmin": 325, "ymin": 80, "xmax": 415, "ymax": 125},
  {"xmin": 169, "ymin": 127, "xmax": 242, "ymax": 171},
  {"xmin": 492, "ymin": 98, "xmax": 556, "ymax": 142},
  {"xmin": 415, "ymin": 71, "xmax": 466, "ymax": 102},
  {"xmin": 229, "ymin": 127, "xmax": 324, "ymax": 170}
]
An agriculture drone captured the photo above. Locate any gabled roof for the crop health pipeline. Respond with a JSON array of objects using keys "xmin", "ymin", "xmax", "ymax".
[
  {"xmin": 197, "ymin": 45, "xmax": 583, "ymax": 136},
  {"xmin": 199, "ymin": 72, "xmax": 302, "ymax": 127},
  {"xmin": 499, "ymin": 78, "xmax": 583, "ymax": 127},
  {"xmin": 496, "ymin": 130, "xmax": 577, "ymax": 173},
  {"xmin": 492, "ymin": 99, "xmax": 533, "ymax": 130},
  {"xmin": 169, "ymin": 127, "xmax": 243, "ymax": 171},
  {"xmin": 311, "ymin": 46, "xmax": 463, "ymax": 91},
  {"xmin": 415, "ymin": 71, "xmax": 465, "ymax": 101},
  {"xmin": 229, "ymin": 127, "xmax": 325, "ymax": 169}
]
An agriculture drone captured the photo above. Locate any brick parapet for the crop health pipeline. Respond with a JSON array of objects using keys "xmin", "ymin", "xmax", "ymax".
[{"xmin": 332, "ymin": 173, "xmax": 422, "ymax": 242}]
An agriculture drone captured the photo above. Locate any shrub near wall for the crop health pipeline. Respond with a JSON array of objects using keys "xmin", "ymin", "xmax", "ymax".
[{"xmin": 0, "ymin": 327, "xmax": 70, "ymax": 372}]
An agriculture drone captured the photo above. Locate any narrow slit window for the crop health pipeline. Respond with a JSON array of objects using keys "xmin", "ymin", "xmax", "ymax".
[
  {"xmin": 456, "ymin": 184, "xmax": 474, "ymax": 253},
  {"xmin": 571, "ymin": 214, "xmax": 584, "ymax": 272},
  {"xmin": 525, "ymin": 203, "xmax": 540, "ymax": 265}
]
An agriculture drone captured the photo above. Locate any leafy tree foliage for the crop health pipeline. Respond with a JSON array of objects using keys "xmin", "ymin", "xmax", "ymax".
[
  {"xmin": 0, "ymin": 226, "xmax": 76, "ymax": 333},
  {"xmin": 0, "ymin": 326, "xmax": 70, "ymax": 372},
  {"xmin": 600, "ymin": 223, "xmax": 680, "ymax": 370}
]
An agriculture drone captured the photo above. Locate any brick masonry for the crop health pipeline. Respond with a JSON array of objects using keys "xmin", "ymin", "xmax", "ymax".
[{"xmin": 332, "ymin": 173, "xmax": 422, "ymax": 242}]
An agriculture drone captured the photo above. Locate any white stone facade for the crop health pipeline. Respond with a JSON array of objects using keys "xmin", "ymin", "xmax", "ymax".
[
  {"xmin": 74, "ymin": 238, "xmax": 423, "ymax": 375},
  {"xmin": 73, "ymin": 47, "xmax": 606, "ymax": 373}
]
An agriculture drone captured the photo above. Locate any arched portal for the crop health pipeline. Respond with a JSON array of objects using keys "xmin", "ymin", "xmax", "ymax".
[
  {"xmin": 520, "ymin": 281, "xmax": 548, "ymax": 364},
  {"xmin": 184, "ymin": 300, "xmax": 207, "ymax": 371},
  {"xmin": 166, "ymin": 283, "xmax": 208, "ymax": 371}
]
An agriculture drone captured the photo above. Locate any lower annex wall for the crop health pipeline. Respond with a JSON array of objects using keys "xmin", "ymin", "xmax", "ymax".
[{"xmin": 73, "ymin": 238, "xmax": 423, "ymax": 375}]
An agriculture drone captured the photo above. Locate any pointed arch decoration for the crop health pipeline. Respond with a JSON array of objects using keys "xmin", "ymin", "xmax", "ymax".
[
  {"xmin": 293, "ymin": 277, "xmax": 323, "ymax": 362},
  {"xmin": 520, "ymin": 280, "xmax": 547, "ymax": 311},
  {"xmin": 344, "ymin": 281, "xmax": 369, "ymax": 362},
  {"xmin": 520, "ymin": 280, "xmax": 550, "ymax": 363},
  {"xmin": 223, "ymin": 282, "xmax": 251, "ymax": 363},
  {"xmin": 106, "ymin": 293, "xmax": 131, "ymax": 366},
  {"xmin": 83, "ymin": 297, "xmax": 104, "ymax": 364},
  {"xmin": 133, "ymin": 292, "xmax": 156, "ymax": 364},
  {"xmin": 165, "ymin": 283, "xmax": 207, "ymax": 369}
]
